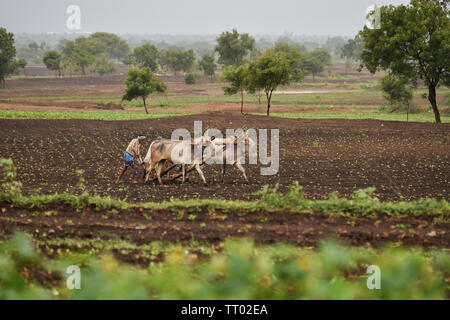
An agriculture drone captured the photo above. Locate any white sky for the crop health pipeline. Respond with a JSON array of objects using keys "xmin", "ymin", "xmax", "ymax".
[{"xmin": 0, "ymin": 0, "xmax": 409, "ymax": 36}]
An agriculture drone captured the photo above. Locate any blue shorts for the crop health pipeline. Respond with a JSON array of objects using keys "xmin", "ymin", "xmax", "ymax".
[{"xmin": 124, "ymin": 152, "xmax": 136, "ymax": 167}]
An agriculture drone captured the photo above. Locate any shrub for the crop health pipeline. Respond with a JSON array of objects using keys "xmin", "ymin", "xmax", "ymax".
[{"xmin": 184, "ymin": 73, "xmax": 199, "ymax": 85}]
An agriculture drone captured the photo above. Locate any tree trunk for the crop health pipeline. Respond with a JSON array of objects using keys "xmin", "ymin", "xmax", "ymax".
[
  {"xmin": 142, "ymin": 97, "xmax": 149, "ymax": 114},
  {"xmin": 406, "ymin": 102, "xmax": 409, "ymax": 123},
  {"xmin": 428, "ymin": 84, "xmax": 441, "ymax": 123},
  {"xmin": 266, "ymin": 91, "xmax": 272, "ymax": 116},
  {"xmin": 241, "ymin": 90, "xmax": 244, "ymax": 114}
]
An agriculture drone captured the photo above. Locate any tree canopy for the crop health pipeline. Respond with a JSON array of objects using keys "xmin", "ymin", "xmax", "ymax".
[
  {"xmin": 43, "ymin": 50, "xmax": 62, "ymax": 76},
  {"xmin": 122, "ymin": 67, "xmax": 167, "ymax": 114},
  {"xmin": 248, "ymin": 50, "xmax": 294, "ymax": 116},
  {"xmin": 160, "ymin": 49, "xmax": 195, "ymax": 74},
  {"xmin": 300, "ymin": 49, "xmax": 332, "ymax": 81},
  {"xmin": 133, "ymin": 44, "xmax": 160, "ymax": 72},
  {"xmin": 199, "ymin": 54, "xmax": 217, "ymax": 81},
  {"xmin": 359, "ymin": 0, "xmax": 449, "ymax": 123},
  {"xmin": 88, "ymin": 32, "xmax": 130, "ymax": 60},
  {"xmin": 341, "ymin": 35, "xmax": 363, "ymax": 61},
  {"xmin": 221, "ymin": 65, "xmax": 249, "ymax": 114},
  {"xmin": 215, "ymin": 29, "xmax": 255, "ymax": 66},
  {"xmin": 0, "ymin": 28, "xmax": 17, "ymax": 88}
]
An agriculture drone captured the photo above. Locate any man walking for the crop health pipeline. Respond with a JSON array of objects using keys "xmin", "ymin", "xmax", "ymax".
[{"xmin": 115, "ymin": 135, "xmax": 146, "ymax": 184}]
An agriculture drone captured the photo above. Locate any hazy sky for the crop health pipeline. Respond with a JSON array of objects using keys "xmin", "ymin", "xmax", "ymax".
[{"xmin": 1, "ymin": 0, "xmax": 409, "ymax": 36}]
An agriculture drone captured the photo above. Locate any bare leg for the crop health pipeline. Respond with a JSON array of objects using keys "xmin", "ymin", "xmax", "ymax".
[
  {"xmin": 195, "ymin": 164, "xmax": 207, "ymax": 185},
  {"xmin": 182, "ymin": 164, "xmax": 186, "ymax": 183},
  {"xmin": 131, "ymin": 164, "xmax": 139, "ymax": 184},
  {"xmin": 235, "ymin": 162, "xmax": 249, "ymax": 183},
  {"xmin": 115, "ymin": 166, "xmax": 128, "ymax": 184}
]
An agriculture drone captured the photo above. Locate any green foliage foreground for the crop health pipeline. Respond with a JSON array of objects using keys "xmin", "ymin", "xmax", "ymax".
[{"xmin": 0, "ymin": 232, "xmax": 448, "ymax": 299}]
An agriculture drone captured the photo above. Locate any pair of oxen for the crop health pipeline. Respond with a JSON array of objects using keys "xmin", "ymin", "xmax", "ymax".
[{"xmin": 142, "ymin": 131, "xmax": 256, "ymax": 184}]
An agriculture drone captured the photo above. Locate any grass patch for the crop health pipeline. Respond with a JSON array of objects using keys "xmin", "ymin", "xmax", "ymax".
[
  {"xmin": 0, "ymin": 110, "xmax": 192, "ymax": 120},
  {"xmin": 260, "ymin": 112, "xmax": 449, "ymax": 123}
]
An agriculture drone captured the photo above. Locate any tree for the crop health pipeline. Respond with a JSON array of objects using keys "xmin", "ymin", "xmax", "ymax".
[
  {"xmin": 133, "ymin": 45, "xmax": 160, "ymax": 72},
  {"xmin": 301, "ymin": 49, "xmax": 332, "ymax": 81},
  {"xmin": 14, "ymin": 58, "xmax": 27, "ymax": 76},
  {"xmin": 215, "ymin": 29, "xmax": 255, "ymax": 66},
  {"xmin": 199, "ymin": 54, "xmax": 217, "ymax": 82},
  {"xmin": 359, "ymin": 0, "xmax": 449, "ymax": 123},
  {"xmin": 92, "ymin": 53, "xmax": 118, "ymax": 76},
  {"xmin": 273, "ymin": 42, "xmax": 306, "ymax": 82},
  {"xmin": 221, "ymin": 65, "xmax": 249, "ymax": 114},
  {"xmin": 179, "ymin": 49, "xmax": 195, "ymax": 73},
  {"xmin": 43, "ymin": 50, "xmax": 62, "ymax": 76},
  {"xmin": 248, "ymin": 50, "xmax": 293, "ymax": 116},
  {"xmin": 121, "ymin": 54, "xmax": 136, "ymax": 69},
  {"xmin": 380, "ymin": 74, "xmax": 414, "ymax": 121},
  {"xmin": 122, "ymin": 67, "xmax": 167, "ymax": 114},
  {"xmin": 0, "ymin": 28, "xmax": 17, "ymax": 88},
  {"xmin": 160, "ymin": 49, "xmax": 195, "ymax": 74},
  {"xmin": 16, "ymin": 41, "xmax": 48, "ymax": 64},
  {"xmin": 61, "ymin": 39, "xmax": 95, "ymax": 75},
  {"xmin": 88, "ymin": 32, "xmax": 130, "ymax": 60},
  {"xmin": 341, "ymin": 35, "xmax": 363, "ymax": 62}
]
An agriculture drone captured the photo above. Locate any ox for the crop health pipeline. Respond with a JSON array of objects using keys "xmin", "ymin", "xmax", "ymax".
[
  {"xmin": 143, "ymin": 136, "xmax": 214, "ymax": 185},
  {"xmin": 205, "ymin": 130, "xmax": 257, "ymax": 183}
]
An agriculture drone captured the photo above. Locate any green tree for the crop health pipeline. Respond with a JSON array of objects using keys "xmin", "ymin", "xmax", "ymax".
[
  {"xmin": 179, "ymin": 49, "xmax": 195, "ymax": 73},
  {"xmin": 359, "ymin": 0, "xmax": 449, "ymax": 123},
  {"xmin": 341, "ymin": 35, "xmax": 363, "ymax": 62},
  {"xmin": 88, "ymin": 32, "xmax": 130, "ymax": 60},
  {"xmin": 133, "ymin": 45, "xmax": 160, "ymax": 72},
  {"xmin": 248, "ymin": 50, "xmax": 293, "ymax": 116},
  {"xmin": 0, "ymin": 28, "xmax": 17, "ymax": 88},
  {"xmin": 43, "ymin": 51, "xmax": 62, "ymax": 76},
  {"xmin": 92, "ymin": 53, "xmax": 118, "ymax": 76},
  {"xmin": 14, "ymin": 58, "xmax": 27, "ymax": 76},
  {"xmin": 301, "ymin": 49, "xmax": 332, "ymax": 81},
  {"xmin": 273, "ymin": 42, "xmax": 306, "ymax": 82},
  {"xmin": 16, "ymin": 41, "xmax": 48, "ymax": 64},
  {"xmin": 379, "ymin": 74, "xmax": 414, "ymax": 121},
  {"xmin": 160, "ymin": 49, "xmax": 195, "ymax": 74},
  {"xmin": 61, "ymin": 39, "xmax": 97, "ymax": 75},
  {"xmin": 121, "ymin": 54, "xmax": 136, "ymax": 69},
  {"xmin": 122, "ymin": 67, "xmax": 167, "ymax": 114},
  {"xmin": 221, "ymin": 65, "xmax": 249, "ymax": 114},
  {"xmin": 215, "ymin": 29, "xmax": 255, "ymax": 66},
  {"xmin": 199, "ymin": 54, "xmax": 217, "ymax": 82}
]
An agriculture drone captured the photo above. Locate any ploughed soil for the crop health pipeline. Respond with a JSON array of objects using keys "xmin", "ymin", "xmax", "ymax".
[
  {"xmin": 0, "ymin": 113, "xmax": 449, "ymax": 203},
  {"xmin": 0, "ymin": 113, "xmax": 449, "ymax": 263},
  {"xmin": 0, "ymin": 203, "xmax": 448, "ymax": 260}
]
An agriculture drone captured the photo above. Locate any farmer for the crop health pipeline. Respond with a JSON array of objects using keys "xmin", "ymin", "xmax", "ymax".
[{"xmin": 115, "ymin": 135, "xmax": 146, "ymax": 184}]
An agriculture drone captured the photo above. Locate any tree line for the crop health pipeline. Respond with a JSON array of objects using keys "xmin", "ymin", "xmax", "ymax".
[{"xmin": 2, "ymin": 0, "xmax": 448, "ymax": 121}]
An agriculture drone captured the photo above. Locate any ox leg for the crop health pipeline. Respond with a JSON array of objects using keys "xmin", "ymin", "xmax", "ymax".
[
  {"xmin": 144, "ymin": 161, "xmax": 156, "ymax": 184},
  {"xmin": 195, "ymin": 164, "xmax": 207, "ymax": 185},
  {"xmin": 221, "ymin": 163, "xmax": 226, "ymax": 183},
  {"xmin": 235, "ymin": 162, "xmax": 249, "ymax": 183},
  {"xmin": 156, "ymin": 160, "xmax": 165, "ymax": 185}
]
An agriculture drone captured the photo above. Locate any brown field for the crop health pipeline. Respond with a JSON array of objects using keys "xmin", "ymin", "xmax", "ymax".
[{"xmin": 1, "ymin": 64, "xmax": 449, "ymax": 253}]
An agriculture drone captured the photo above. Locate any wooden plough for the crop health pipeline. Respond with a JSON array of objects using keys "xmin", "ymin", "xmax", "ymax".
[{"xmin": 145, "ymin": 162, "xmax": 205, "ymax": 183}]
